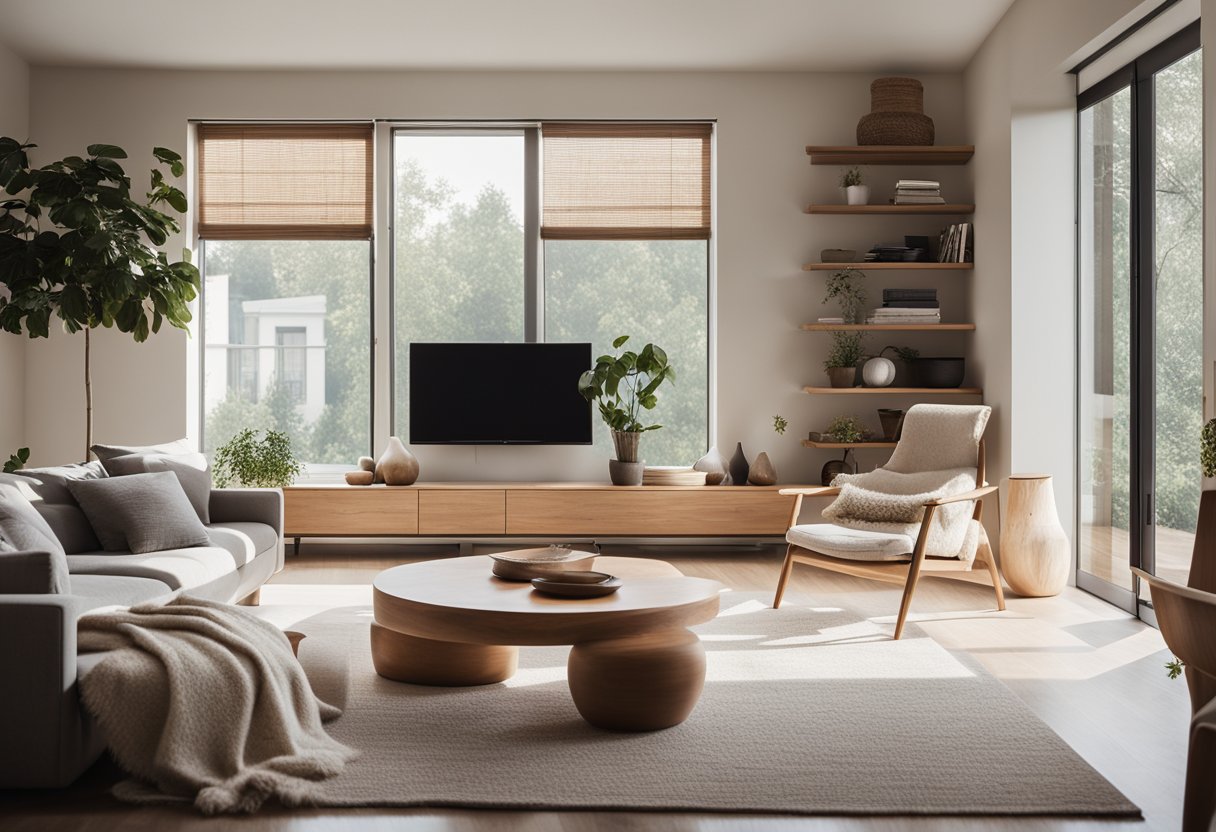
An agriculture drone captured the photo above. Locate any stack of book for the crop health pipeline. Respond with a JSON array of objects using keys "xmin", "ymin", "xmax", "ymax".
[
  {"xmin": 868, "ymin": 289, "xmax": 940, "ymax": 325},
  {"xmin": 938, "ymin": 223, "xmax": 973, "ymax": 262},
  {"xmin": 892, "ymin": 180, "xmax": 944, "ymax": 205}
]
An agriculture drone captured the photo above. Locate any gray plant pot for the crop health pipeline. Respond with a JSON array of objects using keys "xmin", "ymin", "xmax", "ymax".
[{"xmin": 608, "ymin": 459, "xmax": 645, "ymax": 486}]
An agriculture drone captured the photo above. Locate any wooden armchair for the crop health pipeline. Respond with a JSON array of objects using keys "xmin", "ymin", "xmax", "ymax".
[
  {"xmin": 1133, "ymin": 568, "xmax": 1216, "ymax": 832},
  {"xmin": 773, "ymin": 404, "xmax": 1005, "ymax": 639}
]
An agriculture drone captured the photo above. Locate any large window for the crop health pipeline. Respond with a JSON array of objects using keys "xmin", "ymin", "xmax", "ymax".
[
  {"xmin": 198, "ymin": 124, "xmax": 374, "ymax": 466},
  {"xmin": 1076, "ymin": 23, "xmax": 1201, "ymax": 612},
  {"xmin": 392, "ymin": 123, "xmax": 712, "ymax": 464}
]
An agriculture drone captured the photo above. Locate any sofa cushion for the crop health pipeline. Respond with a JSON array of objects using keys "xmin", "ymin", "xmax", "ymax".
[
  {"xmin": 5, "ymin": 463, "xmax": 108, "ymax": 554},
  {"xmin": 68, "ymin": 573, "xmax": 173, "ymax": 610},
  {"xmin": 206, "ymin": 522, "xmax": 278, "ymax": 569},
  {"xmin": 68, "ymin": 472, "xmax": 210, "ymax": 555},
  {"xmin": 103, "ymin": 453, "xmax": 212, "ymax": 525},
  {"xmin": 0, "ymin": 483, "xmax": 70, "ymax": 593},
  {"xmin": 66, "ymin": 546, "xmax": 241, "ymax": 593},
  {"xmin": 786, "ymin": 523, "xmax": 914, "ymax": 562},
  {"xmin": 90, "ymin": 439, "xmax": 193, "ymax": 464}
]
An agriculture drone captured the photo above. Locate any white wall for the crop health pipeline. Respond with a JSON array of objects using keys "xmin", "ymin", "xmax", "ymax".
[
  {"xmin": 963, "ymin": 0, "xmax": 1152, "ymax": 559},
  {"xmin": 25, "ymin": 67, "xmax": 968, "ymax": 493},
  {"xmin": 0, "ymin": 40, "xmax": 28, "ymax": 459}
]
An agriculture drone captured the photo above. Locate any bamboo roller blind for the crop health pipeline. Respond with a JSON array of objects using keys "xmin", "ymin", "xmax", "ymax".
[
  {"xmin": 541, "ymin": 123, "xmax": 712, "ymax": 240},
  {"xmin": 197, "ymin": 123, "xmax": 374, "ymax": 240}
]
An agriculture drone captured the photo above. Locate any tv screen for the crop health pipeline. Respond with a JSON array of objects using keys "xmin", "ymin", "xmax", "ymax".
[{"xmin": 409, "ymin": 343, "xmax": 593, "ymax": 444}]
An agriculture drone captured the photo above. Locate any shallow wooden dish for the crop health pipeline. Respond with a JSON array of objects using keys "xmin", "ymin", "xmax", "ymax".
[
  {"xmin": 531, "ymin": 571, "xmax": 622, "ymax": 598},
  {"xmin": 489, "ymin": 547, "xmax": 598, "ymax": 582}
]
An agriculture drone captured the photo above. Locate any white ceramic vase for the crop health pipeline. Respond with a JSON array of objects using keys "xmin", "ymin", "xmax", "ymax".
[
  {"xmin": 845, "ymin": 184, "xmax": 870, "ymax": 205},
  {"xmin": 862, "ymin": 356, "xmax": 896, "ymax": 387}
]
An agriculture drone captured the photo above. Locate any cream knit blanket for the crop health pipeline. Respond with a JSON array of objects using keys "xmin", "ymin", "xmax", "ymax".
[
  {"xmin": 78, "ymin": 596, "xmax": 356, "ymax": 814},
  {"xmin": 823, "ymin": 467, "xmax": 980, "ymax": 560}
]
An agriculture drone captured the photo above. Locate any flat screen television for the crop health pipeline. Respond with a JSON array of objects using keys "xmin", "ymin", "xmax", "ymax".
[{"xmin": 409, "ymin": 342, "xmax": 593, "ymax": 444}]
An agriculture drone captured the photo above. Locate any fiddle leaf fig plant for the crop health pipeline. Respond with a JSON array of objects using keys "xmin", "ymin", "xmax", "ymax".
[
  {"xmin": 578, "ymin": 335, "xmax": 676, "ymax": 434},
  {"xmin": 0, "ymin": 137, "xmax": 199, "ymax": 460}
]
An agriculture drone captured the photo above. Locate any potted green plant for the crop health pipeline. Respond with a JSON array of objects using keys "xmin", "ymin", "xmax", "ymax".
[
  {"xmin": 212, "ymin": 428, "xmax": 303, "ymax": 488},
  {"xmin": 578, "ymin": 335, "xmax": 675, "ymax": 486},
  {"xmin": 0, "ymin": 138, "xmax": 199, "ymax": 460},
  {"xmin": 826, "ymin": 415, "xmax": 865, "ymax": 444},
  {"xmin": 824, "ymin": 331, "xmax": 865, "ymax": 388},
  {"xmin": 840, "ymin": 166, "xmax": 869, "ymax": 205},
  {"xmin": 823, "ymin": 268, "xmax": 867, "ymax": 324}
]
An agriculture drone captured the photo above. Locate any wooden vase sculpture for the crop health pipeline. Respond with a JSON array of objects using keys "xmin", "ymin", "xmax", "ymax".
[{"xmin": 1000, "ymin": 474, "xmax": 1070, "ymax": 597}]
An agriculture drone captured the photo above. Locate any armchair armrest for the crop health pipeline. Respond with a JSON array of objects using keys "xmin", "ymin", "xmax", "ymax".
[
  {"xmin": 922, "ymin": 484, "xmax": 999, "ymax": 507},
  {"xmin": 779, "ymin": 486, "xmax": 841, "ymax": 498}
]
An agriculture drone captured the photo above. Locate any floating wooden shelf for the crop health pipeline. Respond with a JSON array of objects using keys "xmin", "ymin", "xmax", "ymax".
[
  {"xmin": 806, "ymin": 145, "xmax": 975, "ymax": 165},
  {"xmin": 803, "ymin": 386, "xmax": 983, "ymax": 396},
  {"xmin": 801, "ymin": 323, "xmax": 974, "ymax": 332},
  {"xmin": 802, "ymin": 440, "xmax": 898, "ymax": 449},
  {"xmin": 805, "ymin": 204, "xmax": 975, "ymax": 215},
  {"xmin": 803, "ymin": 262, "xmax": 973, "ymax": 271}
]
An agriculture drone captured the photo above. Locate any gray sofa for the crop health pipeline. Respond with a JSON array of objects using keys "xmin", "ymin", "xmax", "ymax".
[{"xmin": 0, "ymin": 476, "xmax": 284, "ymax": 789}]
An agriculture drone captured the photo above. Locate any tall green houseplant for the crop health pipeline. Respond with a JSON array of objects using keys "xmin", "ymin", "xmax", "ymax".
[{"xmin": 0, "ymin": 138, "xmax": 199, "ymax": 459}]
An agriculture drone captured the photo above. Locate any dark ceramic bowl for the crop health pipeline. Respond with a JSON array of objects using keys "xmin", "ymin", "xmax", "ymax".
[
  {"xmin": 914, "ymin": 357, "xmax": 965, "ymax": 388},
  {"xmin": 531, "ymin": 572, "xmax": 622, "ymax": 598}
]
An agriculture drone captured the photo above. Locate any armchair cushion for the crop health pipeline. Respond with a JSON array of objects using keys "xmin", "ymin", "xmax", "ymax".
[
  {"xmin": 885, "ymin": 404, "xmax": 990, "ymax": 474},
  {"xmin": 823, "ymin": 467, "xmax": 980, "ymax": 560},
  {"xmin": 787, "ymin": 524, "xmax": 914, "ymax": 561}
]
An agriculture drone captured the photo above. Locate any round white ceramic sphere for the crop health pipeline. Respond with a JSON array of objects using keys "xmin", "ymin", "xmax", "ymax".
[{"xmin": 862, "ymin": 356, "xmax": 896, "ymax": 387}]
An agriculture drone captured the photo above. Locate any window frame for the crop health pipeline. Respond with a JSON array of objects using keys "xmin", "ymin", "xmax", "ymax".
[
  {"xmin": 1073, "ymin": 21, "xmax": 1201, "ymax": 616},
  {"xmin": 385, "ymin": 120, "xmax": 716, "ymax": 456}
]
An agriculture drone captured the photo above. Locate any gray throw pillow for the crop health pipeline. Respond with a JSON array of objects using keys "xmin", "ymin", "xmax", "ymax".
[
  {"xmin": 102, "ymin": 452, "xmax": 211, "ymax": 524},
  {"xmin": 90, "ymin": 439, "xmax": 193, "ymax": 464},
  {"xmin": 0, "ymin": 483, "xmax": 70, "ymax": 594},
  {"xmin": 11, "ymin": 462, "xmax": 109, "ymax": 553},
  {"xmin": 67, "ymin": 472, "xmax": 210, "ymax": 555}
]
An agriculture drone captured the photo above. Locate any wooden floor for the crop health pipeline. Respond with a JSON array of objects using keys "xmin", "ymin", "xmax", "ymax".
[{"xmin": 0, "ymin": 542, "xmax": 1192, "ymax": 831}]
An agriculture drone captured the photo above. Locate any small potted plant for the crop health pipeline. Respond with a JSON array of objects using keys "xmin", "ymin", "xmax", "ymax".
[
  {"xmin": 840, "ymin": 167, "xmax": 869, "ymax": 205},
  {"xmin": 824, "ymin": 331, "xmax": 865, "ymax": 388},
  {"xmin": 212, "ymin": 428, "xmax": 303, "ymax": 488},
  {"xmin": 578, "ymin": 335, "xmax": 675, "ymax": 486},
  {"xmin": 823, "ymin": 268, "xmax": 867, "ymax": 324}
]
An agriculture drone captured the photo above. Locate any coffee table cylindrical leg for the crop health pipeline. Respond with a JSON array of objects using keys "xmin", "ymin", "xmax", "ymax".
[
  {"xmin": 371, "ymin": 621, "xmax": 518, "ymax": 686},
  {"xmin": 567, "ymin": 628, "xmax": 706, "ymax": 731}
]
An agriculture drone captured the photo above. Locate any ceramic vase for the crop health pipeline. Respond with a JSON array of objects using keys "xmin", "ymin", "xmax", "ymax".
[
  {"xmin": 728, "ymin": 443, "xmax": 750, "ymax": 486},
  {"xmin": 375, "ymin": 436, "xmax": 420, "ymax": 486},
  {"xmin": 345, "ymin": 470, "xmax": 374, "ymax": 486},
  {"xmin": 862, "ymin": 356, "xmax": 896, "ymax": 387},
  {"xmin": 694, "ymin": 446, "xmax": 729, "ymax": 485},
  {"xmin": 357, "ymin": 456, "xmax": 376, "ymax": 473},
  {"xmin": 748, "ymin": 452, "xmax": 777, "ymax": 486},
  {"xmin": 877, "ymin": 409, "xmax": 905, "ymax": 441},
  {"xmin": 1000, "ymin": 474, "xmax": 1070, "ymax": 596}
]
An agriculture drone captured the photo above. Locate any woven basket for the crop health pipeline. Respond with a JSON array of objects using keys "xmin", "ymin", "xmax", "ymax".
[
  {"xmin": 870, "ymin": 77, "xmax": 924, "ymax": 113},
  {"xmin": 856, "ymin": 112, "xmax": 935, "ymax": 146}
]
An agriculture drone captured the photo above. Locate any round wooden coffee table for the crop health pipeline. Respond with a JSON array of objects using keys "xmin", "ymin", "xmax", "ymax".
[{"xmin": 371, "ymin": 555, "xmax": 721, "ymax": 731}]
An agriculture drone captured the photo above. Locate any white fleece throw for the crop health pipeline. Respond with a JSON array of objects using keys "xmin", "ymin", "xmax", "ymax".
[
  {"xmin": 823, "ymin": 467, "xmax": 980, "ymax": 560},
  {"xmin": 77, "ymin": 596, "xmax": 356, "ymax": 814}
]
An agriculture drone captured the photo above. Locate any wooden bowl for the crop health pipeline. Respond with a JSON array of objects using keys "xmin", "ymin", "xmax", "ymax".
[
  {"xmin": 531, "ymin": 572, "xmax": 622, "ymax": 598},
  {"xmin": 489, "ymin": 547, "xmax": 598, "ymax": 582}
]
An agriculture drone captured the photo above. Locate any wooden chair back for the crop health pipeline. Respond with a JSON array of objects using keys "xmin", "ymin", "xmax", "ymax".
[{"xmin": 1134, "ymin": 568, "xmax": 1216, "ymax": 714}]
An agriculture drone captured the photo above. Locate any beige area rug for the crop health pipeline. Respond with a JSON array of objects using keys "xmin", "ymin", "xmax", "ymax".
[{"xmin": 286, "ymin": 593, "xmax": 1140, "ymax": 818}]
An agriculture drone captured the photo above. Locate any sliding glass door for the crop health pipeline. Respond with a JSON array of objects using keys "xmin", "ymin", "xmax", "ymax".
[{"xmin": 1076, "ymin": 23, "xmax": 1201, "ymax": 612}]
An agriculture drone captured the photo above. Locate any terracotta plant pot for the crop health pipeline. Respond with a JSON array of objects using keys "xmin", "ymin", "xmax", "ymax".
[{"xmin": 826, "ymin": 367, "xmax": 857, "ymax": 388}]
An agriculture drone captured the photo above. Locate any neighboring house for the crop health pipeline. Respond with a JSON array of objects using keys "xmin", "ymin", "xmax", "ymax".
[{"xmin": 203, "ymin": 273, "xmax": 327, "ymax": 424}]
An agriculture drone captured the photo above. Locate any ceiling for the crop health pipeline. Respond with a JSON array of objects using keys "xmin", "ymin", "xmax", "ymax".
[{"xmin": 0, "ymin": 0, "xmax": 1016, "ymax": 73}]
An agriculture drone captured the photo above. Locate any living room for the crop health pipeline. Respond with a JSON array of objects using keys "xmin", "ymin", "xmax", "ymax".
[{"xmin": 0, "ymin": 0, "xmax": 1212, "ymax": 829}]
